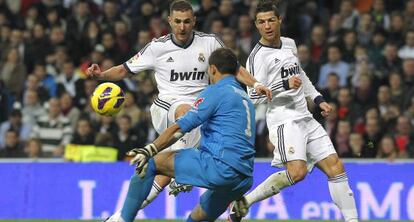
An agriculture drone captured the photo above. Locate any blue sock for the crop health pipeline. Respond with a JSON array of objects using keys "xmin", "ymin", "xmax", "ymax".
[
  {"xmin": 186, "ymin": 214, "xmax": 197, "ymax": 222},
  {"xmin": 120, "ymin": 159, "xmax": 156, "ymax": 222}
]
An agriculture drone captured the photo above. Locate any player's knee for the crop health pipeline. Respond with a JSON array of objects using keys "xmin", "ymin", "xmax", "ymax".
[
  {"xmin": 175, "ymin": 104, "xmax": 192, "ymax": 120},
  {"xmin": 325, "ymin": 155, "xmax": 345, "ymax": 177},
  {"xmin": 287, "ymin": 166, "xmax": 307, "ymax": 183}
]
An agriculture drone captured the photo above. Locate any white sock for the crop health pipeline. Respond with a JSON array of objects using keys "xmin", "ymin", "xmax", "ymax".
[
  {"xmin": 140, "ymin": 181, "xmax": 163, "ymax": 209},
  {"xmin": 328, "ymin": 173, "xmax": 359, "ymax": 222},
  {"xmin": 245, "ymin": 170, "xmax": 294, "ymax": 207}
]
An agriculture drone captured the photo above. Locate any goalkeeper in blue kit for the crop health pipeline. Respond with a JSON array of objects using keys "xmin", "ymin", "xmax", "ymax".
[{"xmin": 105, "ymin": 48, "xmax": 256, "ymax": 222}]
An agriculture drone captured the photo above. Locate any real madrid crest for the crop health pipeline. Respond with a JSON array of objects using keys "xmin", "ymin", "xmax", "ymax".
[
  {"xmin": 288, "ymin": 146, "xmax": 295, "ymax": 154},
  {"xmin": 198, "ymin": 53, "xmax": 205, "ymax": 63}
]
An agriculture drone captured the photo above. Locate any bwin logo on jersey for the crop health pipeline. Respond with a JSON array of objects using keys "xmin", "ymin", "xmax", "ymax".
[
  {"xmin": 170, "ymin": 68, "xmax": 206, "ymax": 81},
  {"xmin": 281, "ymin": 63, "xmax": 300, "ymax": 78}
]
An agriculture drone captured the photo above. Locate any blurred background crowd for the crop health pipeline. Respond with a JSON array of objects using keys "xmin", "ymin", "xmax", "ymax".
[{"xmin": 0, "ymin": 0, "xmax": 413, "ymax": 161}]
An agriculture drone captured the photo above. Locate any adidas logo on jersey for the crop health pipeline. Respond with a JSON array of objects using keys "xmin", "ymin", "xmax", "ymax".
[
  {"xmin": 281, "ymin": 63, "xmax": 300, "ymax": 78},
  {"xmin": 170, "ymin": 69, "xmax": 205, "ymax": 81},
  {"xmin": 167, "ymin": 57, "xmax": 174, "ymax": 62}
]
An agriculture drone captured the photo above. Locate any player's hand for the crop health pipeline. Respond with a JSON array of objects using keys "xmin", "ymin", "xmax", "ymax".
[
  {"xmin": 86, "ymin": 63, "xmax": 103, "ymax": 79},
  {"xmin": 254, "ymin": 82, "xmax": 272, "ymax": 101},
  {"xmin": 319, "ymin": 102, "xmax": 332, "ymax": 117},
  {"xmin": 127, "ymin": 144, "xmax": 158, "ymax": 178},
  {"xmin": 288, "ymin": 76, "xmax": 302, "ymax": 89}
]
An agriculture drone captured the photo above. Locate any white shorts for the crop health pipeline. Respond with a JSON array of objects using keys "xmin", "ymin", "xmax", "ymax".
[
  {"xmin": 150, "ymin": 96, "xmax": 201, "ymax": 152},
  {"xmin": 268, "ymin": 117, "xmax": 336, "ymax": 168}
]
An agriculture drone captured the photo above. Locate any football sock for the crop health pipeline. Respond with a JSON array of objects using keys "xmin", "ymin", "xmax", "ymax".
[
  {"xmin": 245, "ymin": 170, "xmax": 294, "ymax": 207},
  {"xmin": 121, "ymin": 159, "xmax": 156, "ymax": 222},
  {"xmin": 328, "ymin": 173, "xmax": 359, "ymax": 222},
  {"xmin": 140, "ymin": 181, "xmax": 163, "ymax": 209}
]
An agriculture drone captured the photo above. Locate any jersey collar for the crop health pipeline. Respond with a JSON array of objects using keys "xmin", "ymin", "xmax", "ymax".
[
  {"xmin": 171, "ymin": 31, "xmax": 195, "ymax": 49},
  {"xmin": 216, "ymin": 75, "xmax": 236, "ymax": 86},
  {"xmin": 258, "ymin": 40, "xmax": 282, "ymax": 49}
]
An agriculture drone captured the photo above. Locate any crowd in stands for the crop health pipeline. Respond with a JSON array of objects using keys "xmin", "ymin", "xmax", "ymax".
[{"xmin": 0, "ymin": 0, "xmax": 413, "ymax": 161}]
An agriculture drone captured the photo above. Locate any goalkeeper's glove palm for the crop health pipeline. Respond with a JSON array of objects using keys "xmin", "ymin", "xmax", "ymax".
[{"xmin": 127, "ymin": 143, "xmax": 158, "ymax": 177}]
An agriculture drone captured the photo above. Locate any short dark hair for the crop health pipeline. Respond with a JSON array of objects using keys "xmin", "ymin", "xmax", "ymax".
[
  {"xmin": 255, "ymin": 0, "xmax": 280, "ymax": 20},
  {"xmin": 209, "ymin": 48, "xmax": 239, "ymax": 75},
  {"xmin": 169, "ymin": 0, "xmax": 193, "ymax": 14}
]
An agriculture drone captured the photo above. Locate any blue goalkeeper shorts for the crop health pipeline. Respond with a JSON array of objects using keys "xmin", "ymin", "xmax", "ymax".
[{"xmin": 174, "ymin": 148, "xmax": 253, "ymax": 220}]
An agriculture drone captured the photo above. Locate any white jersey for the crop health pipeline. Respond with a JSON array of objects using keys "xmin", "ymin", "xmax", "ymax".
[
  {"xmin": 246, "ymin": 37, "xmax": 322, "ymax": 128},
  {"xmin": 124, "ymin": 31, "xmax": 224, "ymax": 99}
]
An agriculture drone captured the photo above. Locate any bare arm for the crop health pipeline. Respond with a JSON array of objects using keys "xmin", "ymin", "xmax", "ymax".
[{"xmin": 86, "ymin": 64, "xmax": 128, "ymax": 81}]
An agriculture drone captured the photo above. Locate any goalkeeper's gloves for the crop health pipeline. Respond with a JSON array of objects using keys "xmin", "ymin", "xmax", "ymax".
[{"xmin": 127, "ymin": 143, "xmax": 158, "ymax": 177}]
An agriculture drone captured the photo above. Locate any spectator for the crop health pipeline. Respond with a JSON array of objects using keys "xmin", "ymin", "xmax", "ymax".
[
  {"xmin": 388, "ymin": 72, "xmax": 405, "ymax": 109},
  {"xmin": 26, "ymin": 23, "xmax": 49, "ymax": 71},
  {"xmin": 379, "ymin": 43, "xmax": 402, "ymax": 77},
  {"xmin": 336, "ymin": 87, "xmax": 362, "ymax": 125},
  {"xmin": 0, "ymin": 109, "xmax": 31, "ymax": 148},
  {"xmin": 371, "ymin": 0, "xmax": 390, "ymax": 30},
  {"xmin": 339, "ymin": 0, "xmax": 359, "ymax": 29},
  {"xmin": 24, "ymin": 138, "xmax": 43, "ymax": 158},
  {"xmin": 393, "ymin": 116, "xmax": 412, "ymax": 157},
  {"xmin": 237, "ymin": 14, "xmax": 257, "ymax": 55},
  {"xmin": 221, "ymin": 27, "xmax": 248, "ymax": 66},
  {"xmin": 117, "ymin": 91, "xmax": 141, "ymax": 126},
  {"xmin": 32, "ymin": 62, "xmax": 57, "ymax": 97},
  {"xmin": 59, "ymin": 92, "xmax": 80, "ymax": 129},
  {"xmin": 340, "ymin": 30, "xmax": 358, "ymax": 63},
  {"xmin": 356, "ymin": 13, "xmax": 374, "ymax": 46},
  {"xmin": 195, "ymin": 0, "xmax": 217, "ymax": 31},
  {"xmin": 318, "ymin": 45, "xmax": 350, "ymax": 88},
  {"xmin": 99, "ymin": 0, "xmax": 129, "ymax": 31},
  {"xmin": 377, "ymin": 135, "xmax": 399, "ymax": 161},
  {"xmin": 335, "ymin": 120, "xmax": 352, "ymax": 156},
  {"xmin": 0, "ymin": 129, "xmax": 25, "ymax": 157},
  {"xmin": 388, "ymin": 11, "xmax": 405, "ymax": 45},
  {"xmin": 398, "ymin": 30, "xmax": 414, "ymax": 59},
  {"xmin": 342, "ymin": 133, "xmax": 365, "ymax": 158},
  {"xmin": 204, "ymin": 0, "xmax": 238, "ymax": 31},
  {"xmin": 80, "ymin": 20, "xmax": 101, "ymax": 56},
  {"xmin": 0, "ymin": 82, "xmax": 8, "ymax": 123},
  {"xmin": 308, "ymin": 25, "xmax": 326, "ymax": 63},
  {"xmin": 0, "ymin": 48, "xmax": 26, "ymax": 98},
  {"xmin": 320, "ymin": 72, "xmax": 340, "ymax": 102},
  {"xmin": 298, "ymin": 44, "xmax": 320, "ymax": 85},
  {"xmin": 367, "ymin": 28, "xmax": 387, "ymax": 66},
  {"xmin": 56, "ymin": 59, "xmax": 84, "ymax": 98},
  {"xmin": 363, "ymin": 117, "xmax": 382, "ymax": 158},
  {"xmin": 30, "ymin": 98, "xmax": 72, "ymax": 157},
  {"xmin": 112, "ymin": 115, "xmax": 141, "ymax": 161},
  {"xmin": 21, "ymin": 90, "xmax": 47, "ymax": 125},
  {"xmin": 71, "ymin": 118, "xmax": 95, "ymax": 145},
  {"xmin": 354, "ymin": 74, "xmax": 377, "ymax": 111}
]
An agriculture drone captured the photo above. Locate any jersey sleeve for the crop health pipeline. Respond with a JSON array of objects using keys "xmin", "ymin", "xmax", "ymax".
[
  {"xmin": 212, "ymin": 34, "xmax": 225, "ymax": 50},
  {"xmin": 246, "ymin": 51, "xmax": 268, "ymax": 104},
  {"xmin": 176, "ymin": 88, "xmax": 218, "ymax": 133},
  {"xmin": 123, "ymin": 42, "xmax": 155, "ymax": 74}
]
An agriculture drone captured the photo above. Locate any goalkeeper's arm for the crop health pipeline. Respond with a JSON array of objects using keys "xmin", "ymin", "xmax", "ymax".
[{"xmin": 152, "ymin": 124, "xmax": 184, "ymax": 153}]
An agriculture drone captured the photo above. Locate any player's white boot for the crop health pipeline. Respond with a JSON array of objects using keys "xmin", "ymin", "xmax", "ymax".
[{"xmin": 103, "ymin": 211, "xmax": 125, "ymax": 222}]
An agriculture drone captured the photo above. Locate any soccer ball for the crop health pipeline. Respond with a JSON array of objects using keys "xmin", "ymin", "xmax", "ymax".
[{"xmin": 90, "ymin": 82, "xmax": 125, "ymax": 116}]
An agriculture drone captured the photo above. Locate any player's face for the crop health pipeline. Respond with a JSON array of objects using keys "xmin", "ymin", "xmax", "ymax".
[
  {"xmin": 168, "ymin": 10, "xmax": 196, "ymax": 44},
  {"xmin": 255, "ymin": 11, "xmax": 281, "ymax": 44}
]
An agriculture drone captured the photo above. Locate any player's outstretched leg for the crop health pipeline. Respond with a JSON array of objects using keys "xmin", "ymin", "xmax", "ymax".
[
  {"xmin": 105, "ymin": 158, "xmax": 157, "ymax": 222},
  {"xmin": 140, "ymin": 175, "xmax": 171, "ymax": 209},
  {"xmin": 229, "ymin": 160, "xmax": 305, "ymax": 221},
  {"xmin": 228, "ymin": 170, "xmax": 295, "ymax": 221},
  {"xmin": 318, "ymin": 155, "xmax": 358, "ymax": 222}
]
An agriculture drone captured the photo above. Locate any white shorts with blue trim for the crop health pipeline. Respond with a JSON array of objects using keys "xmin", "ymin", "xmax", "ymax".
[
  {"xmin": 268, "ymin": 117, "xmax": 336, "ymax": 169},
  {"xmin": 150, "ymin": 96, "xmax": 200, "ymax": 151}
]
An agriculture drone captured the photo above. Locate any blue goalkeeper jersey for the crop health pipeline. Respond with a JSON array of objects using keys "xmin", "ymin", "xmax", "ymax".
[{"xmin": 177, "ymin": 75, "xmax": 256, "ymax": 176}]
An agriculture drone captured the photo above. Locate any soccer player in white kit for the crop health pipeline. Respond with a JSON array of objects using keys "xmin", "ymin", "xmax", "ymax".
[
  {"xmin": 229, "ymin": 1, "xmax": 359, "ymax": 222},
  {"xmin": 86, "ymin": 0, "xmax": 271, "ymax": 217}
]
